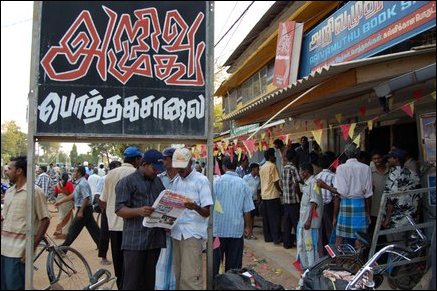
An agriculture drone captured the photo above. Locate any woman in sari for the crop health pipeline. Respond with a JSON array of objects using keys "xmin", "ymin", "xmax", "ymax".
[{"xmin": 53, "ymin": 173, "xmax": 74, "ymax": 239}]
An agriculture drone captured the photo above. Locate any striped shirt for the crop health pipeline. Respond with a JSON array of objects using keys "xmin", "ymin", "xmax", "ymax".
[
  {"xmin": 281, "ymin": 162, "xmax": 301, "ymax": 204},
  {"xmin": 35, "ymin": 172, "xmax": 50, "ymax": 197},
  {"xmin": 213, "ymin": 171, "xmax": 254, "ymax": 238},
  {"xmin": 243, "ymin": 173, "xmax": 260, "ymax": 201},
  {"xmin": 170, "ymin": 170, "xmax": 213, "ymax": 240},
  {"xmin": 72, "ymin": 176, "xmax": 92, "ymax": 207},
  {"xmin": 115, "ymin": 169, "xmax": 166, "ymax": 250},
  {"xmin": 315, "ymin": 169, "xmax": 336, "ymax": 204},
  {"xmin": 1, "ymin": 184, "xmax": 50, "ymax": 258}
]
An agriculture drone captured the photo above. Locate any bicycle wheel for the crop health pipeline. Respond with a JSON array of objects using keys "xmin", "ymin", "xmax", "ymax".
[
  {"xmin": 309, "ymin": 254, "xmax": 364, "ymax": 274},
  {"xmin": 47, "ymin": 246, "xmax": 93, "ymax": 290}
]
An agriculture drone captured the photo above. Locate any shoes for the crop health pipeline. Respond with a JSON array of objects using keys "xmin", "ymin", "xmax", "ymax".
[
  {"xmin": 100, "ymin": 259, "xmax": 112, "ymax": 265},
  {"xmin": 245, "ymin": 234, "xmax": 257, "ymax": 240}
]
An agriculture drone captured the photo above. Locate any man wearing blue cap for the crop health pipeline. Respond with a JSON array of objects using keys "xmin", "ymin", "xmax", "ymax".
[
  {"xmin": 115, "ymin": 149, "xmax": 166, "ymax": 290},
  {"xmin": 99, "ymin": 146, "xmax": 143, "ymax": 290}
]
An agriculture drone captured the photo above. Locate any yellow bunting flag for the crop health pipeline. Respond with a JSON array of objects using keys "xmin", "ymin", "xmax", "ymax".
[
  {"xmin": 431, "ymin": 91, "xmax": 436, "ymax": 100},
  {"xmin": 214, "ymin": 199, "xmax": 224, "ymax": 214},
  {"xmin": 388, "ymin": 97, "xmax": 393, "ymax": 110},
  {"xmin": 367, "ymin": 120, "xmax": 373, "ymax": 131},
  {"xmin": 353, "ymin": 134, "xmax": 361, "ymax": 148},
  {"xmin": 311, "ymin": 129, "xmax": 323, "ymax": 147},
  {"xmin": 348, "ymin": 123, "xmax": 356, "ymax": 139},
  {"xmin": 236, "ymin": 147, "xmax": 242, "ymax": 161},
  {"xmin": 313, "ymin": 182, "xmax": 321, "ymax": 195},
  {"xmin": 261, "ymin": 133, "xmax": 266, "ymax": 140},
  {"xmin": 335, "ymin": 113, "xmax": 342, "ymax": 124}
]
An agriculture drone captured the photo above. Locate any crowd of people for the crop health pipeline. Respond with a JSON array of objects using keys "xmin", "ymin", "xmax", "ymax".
[{"xmin": 0, "ymin": 138, "xmax": 425, "ymax": 289}]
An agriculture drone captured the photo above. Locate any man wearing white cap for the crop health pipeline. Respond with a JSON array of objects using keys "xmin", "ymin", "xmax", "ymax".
[{"xmin": 171, "ymin": 148, "xmax": 213, "ymax": 290}]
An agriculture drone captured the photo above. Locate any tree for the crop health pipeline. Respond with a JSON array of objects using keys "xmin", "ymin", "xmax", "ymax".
[
  {"xmin": 70, "ymin": 144, "xmax": 78, "ymax": 165},
  {"xmin": 39, "ymin": 142, "xmax": 61, "ymax": 164},
  {"xmin": 1, "ymin": 121, "xmax": 27, "ymax": 162},
  {"xmin": 213, "ymin": 97, "xmax": 224, "ymax": 133}
]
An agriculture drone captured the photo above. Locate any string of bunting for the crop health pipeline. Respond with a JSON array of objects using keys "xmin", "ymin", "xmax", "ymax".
[{"xmin": 192, "ymin": 90, "xmax": 434, "ymax": 161}]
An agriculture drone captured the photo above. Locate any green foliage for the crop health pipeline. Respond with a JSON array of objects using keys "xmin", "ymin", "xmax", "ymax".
[
  {"xmin": 1, "ymin": 121, "xmax": 27, "ymax": 162},
  {"xmin": 70, "ymin": 144, "xmax": 78, "ymax": 165},
  {"xmin": 39, "ymin": 142, "xmax": 61, "ymax": 163}
]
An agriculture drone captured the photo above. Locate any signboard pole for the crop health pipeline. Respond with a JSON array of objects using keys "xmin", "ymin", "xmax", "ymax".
[
  {"xmin": 206, "ymin": 1, "xmax": 214, "ymax": 289},
  {"xmin": 25, "ymin": 2, "xmax": 42, "ymax": 289}
]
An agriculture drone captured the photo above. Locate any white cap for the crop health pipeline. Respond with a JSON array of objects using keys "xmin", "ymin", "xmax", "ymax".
[
  {"xmin": 172, "ymin": 148, "xmax": 192, "ymax": 168},
  {"xmin": 83, "ymin": 161, "xmax": 89, "ymax": 166}
]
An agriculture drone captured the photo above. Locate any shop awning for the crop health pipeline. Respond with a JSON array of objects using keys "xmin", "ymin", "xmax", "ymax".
[{"xmin": 222, "ymin": 46, "xmax": 436, "ymax": 126}]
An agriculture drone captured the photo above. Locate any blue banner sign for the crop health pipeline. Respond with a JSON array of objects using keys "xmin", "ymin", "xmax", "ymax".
[{"xmin": 299, "ymin": 1, "xmax": 436, "ymax": 77}]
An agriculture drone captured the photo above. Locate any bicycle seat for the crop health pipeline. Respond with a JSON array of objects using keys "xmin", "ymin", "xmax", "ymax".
[{"xmin": 356, "ymin": 231, "xmax": 371, "ymax": 248}]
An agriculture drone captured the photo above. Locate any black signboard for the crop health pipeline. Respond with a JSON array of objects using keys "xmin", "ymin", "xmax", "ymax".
[{"xmin": 36, "ymin": 1, "xmax": 208, "ymax": 138}]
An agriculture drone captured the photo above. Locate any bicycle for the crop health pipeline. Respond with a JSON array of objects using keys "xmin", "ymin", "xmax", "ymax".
[
  {"xmin": 300, "ymin": 214, "xmax": 430, "ymax": 290},
  {"xmin": 34, "ymin": 235, "xmax": 116, "ymax": 290}
]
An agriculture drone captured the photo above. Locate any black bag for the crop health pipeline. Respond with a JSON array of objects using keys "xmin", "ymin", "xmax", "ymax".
[
  {"xmin": 214, "ymin": 268, "xmax": 285, "ymax": 290},
  {"xmin": 92, "ymin": 194, "xmax": 102, "ymax": 213}
]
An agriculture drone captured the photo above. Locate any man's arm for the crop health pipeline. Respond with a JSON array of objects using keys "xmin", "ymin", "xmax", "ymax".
[
  {"xmin": 34, "ymin": 217, "xmax": 50, "ymax": 250},
  {"xmin": 274, "ymin": 180, "xmax": 282, "ymax": 193},
  {"xmin": 116, "ymin": 205, "xmax": 155, "ymax": 218},
  {"xmin": 243, "ymin": 212, "xmax": 253, "ymax": 237},
  {"xmin": 185, "ymin": 202, "xmax": 210, "ymax": 217},
  {"xmin": 332, "ymin": 195, "xmax": 340, "ymax": 227}
]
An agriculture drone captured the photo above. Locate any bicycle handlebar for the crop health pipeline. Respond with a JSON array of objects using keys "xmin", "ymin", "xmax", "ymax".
[
  {"xmin": 87, "ymin": 268, "xmax": 114, "ymax": 290},
  {"xmin": 345, "ymin": 244, "xmax": 412, "ymax": 290}
]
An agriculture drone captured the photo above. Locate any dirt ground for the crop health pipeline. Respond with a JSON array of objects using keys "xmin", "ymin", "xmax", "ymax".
[
  {"xmin": 32, "ymin": 204, "xmax": 296, "ymax": 290},
  {"xmin": 33, "ymin": 204, "xmax": 116, "ymax": 290}
]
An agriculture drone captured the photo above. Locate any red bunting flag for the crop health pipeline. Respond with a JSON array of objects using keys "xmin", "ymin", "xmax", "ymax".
[
  {"xmin": 359, "ymin": 106, "xmax": 367, "ymax": 116},
  {"xmin": 213, "ymin": 236, "xmax": 221, "ymax": 249},
  {"xmin": 330, "ymin": 158, "xmax": 340, "ymax": 171},
  {"xmin": 314, "ymin": 119, "xmax": 323, "ymax": 130},
  {"xmin": 293, "ymin": 259, "xmax": 303, "ymax": 272},
  {"xmin": 340, "ymin": 124, "xmax": 351, "ymax": 141},
  {"xmin": 214, "ymin": 159, "xmax": 221, "ymax": 176},
  {"xmin": 242, "ymin": 139, "xmax": 257, "ymax": 158},
  {"xmin": 400, "ymin": 102, "xmax": 415, "ymax": 118},
  {"xmin": 413, "ymin": 89, "xmax": 422, "ymax": 100}
]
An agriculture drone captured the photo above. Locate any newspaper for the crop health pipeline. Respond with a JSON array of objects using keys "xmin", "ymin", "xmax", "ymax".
[{"xmin": 142, "ymin": 189, "xmax": 190, "ymax": 229}]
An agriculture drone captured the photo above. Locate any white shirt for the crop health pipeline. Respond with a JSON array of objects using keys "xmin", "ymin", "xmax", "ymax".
[
  {"xmin": 87, "ymin": 173, "xmax": 101, "ymax": 200},
  {"xmin": 100, "ymin": 163, "xmax": 136, "ymax": 231},
  {"xmin": 170, "ymin": 170, "xmax": 213, "ymax": 240},
  {"xmin": 334, "ymin": 158, "xmax": 373, "ymax": 199}
]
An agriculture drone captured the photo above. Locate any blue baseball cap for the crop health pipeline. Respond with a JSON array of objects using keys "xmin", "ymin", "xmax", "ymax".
[
  {"xmin": 143, "ymin": 149, "xmax": 165, "ymax": 172},
  {"xmin": 123, "ymin": 146, "xmax": 142, "ymax": 158},
  {"xmin": 385, "ymin": 148, "xmax": 406, "ymax": 160},
  {"xmin": 162, "ymin": 147, "xmax": 176, "ymax": 157}
]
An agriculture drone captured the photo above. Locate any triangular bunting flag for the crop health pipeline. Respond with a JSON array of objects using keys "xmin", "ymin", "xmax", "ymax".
[
  {"xmin": 214, "ymin": 199, "xmax": 224, "ymax": 214},
  {"xmin": 353, "ymin": 134, "xmax": 361, "ymax": 148},
  {"xmin": 348, "ymin": 123, "xmax": 356, "ymax": 139},
  {"xmin": 314, "ymin": 119, "xmax": 323, "ymax": 130},
  {"xmin": 214, "ymin": 159, "xmax": 221, "ymax": 176},
  {"xmin": 335, "ymin": 113, "xmax": 342, "ymax": 124},
  {"xmin": 200, "ymin": 144, "xmax": 207, "ymax": 158},
  {"xmin": 413, "ymin": 89, "xmax": 422, "ymax": 100},
  {"xmin": 236, "ymin": 147, "xmax": 243, "ymax": 161},
  {"xmin": 213, "ymin": 236, "xmax": 221, "ymax": 249},
  {"xmin": 284, "ymin": 134, "xmax": 290, "ymax": 146},
  {"xmin": 431, "ymin": 91, "xmax": 436, "ymax": 100},
  {"xmin": 388, "ymin": 97, "xmax": 393, "ymax": 111},
  {"xmin": 261, "ymin": 133, "xmax": 266, "ymax": 140},
  {"xmin": 330, "ymin": 158, "xmax": 340, "ymax": 171},
  {"xmin": 228, "ymin": 148, "xmax": 234, "ymax": 162},
  {"xmin": 400, "ymin": 102, "xmax": 414, "ymax": 118},
  {"xmin": 359, "ymin": 106, "xmax": 367, "ymax": 116},
  {"xmin": 367, "ymin": 120, "xmax": 373, "ymax": 131},
  {"xmin": 311, "ymin": 129, "xmax": 323, "ymax": 147},
  {"xmin": 340, "ymin": 124, "xmax": 351, "ymax": 141},
  {"xmin": 242, "ymin": 139, "xmax": 257, "ymax": 158},
  {"xmin": 313, "ymin": 182, "xmax": 321, "ymax": 195}
]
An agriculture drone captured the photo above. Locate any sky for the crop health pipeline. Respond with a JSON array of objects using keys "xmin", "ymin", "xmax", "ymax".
[{"xmin": 1, "ymin": 1, "xmax": 274, "ymax": 154}]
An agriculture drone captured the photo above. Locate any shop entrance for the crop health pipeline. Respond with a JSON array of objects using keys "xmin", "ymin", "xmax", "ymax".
[{"xmin": 365, "ymin": 122, "xmax": 419, "ymax": 159}]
